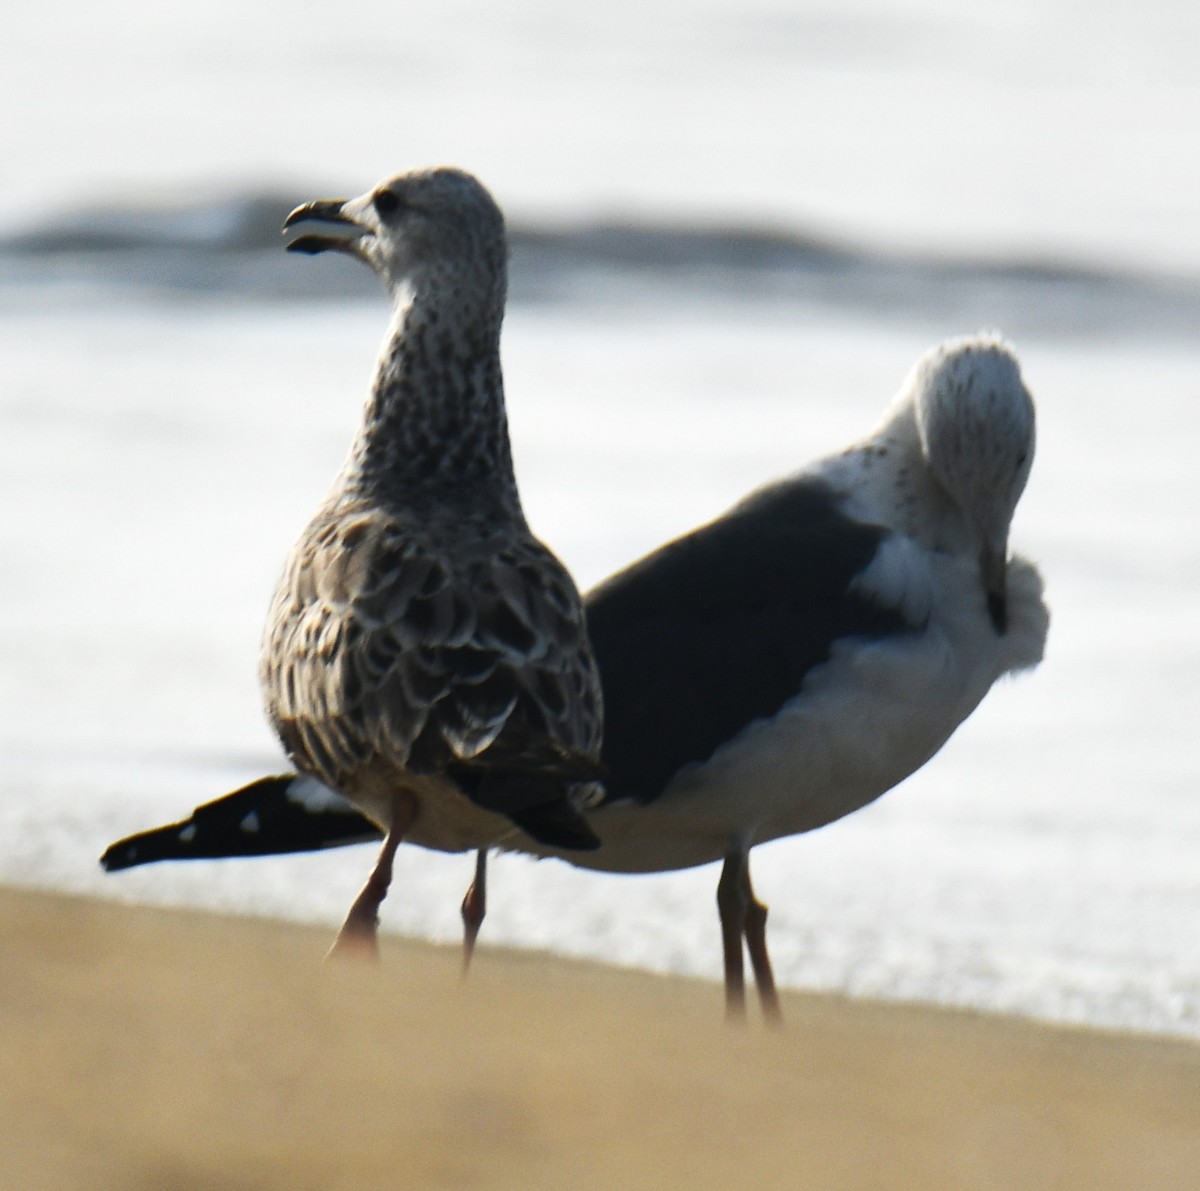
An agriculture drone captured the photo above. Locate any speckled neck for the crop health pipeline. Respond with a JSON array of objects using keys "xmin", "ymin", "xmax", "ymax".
[
  {"xmin": 830, "ymin": 398, "xmax": 963, "ymax": 551},
  {"xmin": 342, "ymin": 271, "xmax": 522, "ymax": 521}
]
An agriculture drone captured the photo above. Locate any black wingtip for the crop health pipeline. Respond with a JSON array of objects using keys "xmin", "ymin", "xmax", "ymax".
[
  {"xmin": 99, "ymin": 774, "xmax": 381, "ymax": 871},
  {"xmin": 100, "ymin": 825, "xmax": 180, "ymax": 872},
  {"xmin": 99, "ymin": 840, "xmax": 137, "ymax": 872}
]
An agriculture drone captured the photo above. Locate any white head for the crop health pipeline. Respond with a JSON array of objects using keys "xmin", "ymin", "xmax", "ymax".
[
  {"xmin": 282, "ymin": 166, "xmax": 507, "ymax": 307},
  {"xmin": 910, "ymin": 334, "xmax": 1036, "ymax": 632}
]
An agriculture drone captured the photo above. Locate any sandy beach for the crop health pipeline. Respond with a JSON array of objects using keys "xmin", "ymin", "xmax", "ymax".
[{"xmin": 2, "ymin": 886, "xmax": 1197, "ymax": 1190}]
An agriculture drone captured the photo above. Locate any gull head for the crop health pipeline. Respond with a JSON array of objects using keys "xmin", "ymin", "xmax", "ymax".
[
  {"xmin": 283, "ymin": 167, "xmax": 507, "ymax": 303},
  {"xmin": 910, "ymin": 334, "xmax": 1036, "ymax": 634}
]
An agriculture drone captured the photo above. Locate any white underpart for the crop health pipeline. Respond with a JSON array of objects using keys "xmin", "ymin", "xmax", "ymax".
[{"xmin": 848, "ymin": 535, "xmax": 935, "ymax": 625}]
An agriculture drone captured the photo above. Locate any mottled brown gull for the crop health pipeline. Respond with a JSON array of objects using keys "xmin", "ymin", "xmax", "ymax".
[{"xmin": 261, "ymin": 167, "xmax": 604, "ymax": 958}]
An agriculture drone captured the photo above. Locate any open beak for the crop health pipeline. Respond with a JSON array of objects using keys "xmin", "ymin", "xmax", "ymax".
[
  {"xmin": 282, "ymin": 198, "xmax": 365, "ymax": 256},
  {"xmin": 980, "ymin": 537, "xmax": 1008, "ymax": 635}
]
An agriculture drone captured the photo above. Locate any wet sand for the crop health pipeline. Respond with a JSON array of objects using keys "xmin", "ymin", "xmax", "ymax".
[{"xmin": 2, "ymin": 886, "xmax": 1197, "ymax": 1190}]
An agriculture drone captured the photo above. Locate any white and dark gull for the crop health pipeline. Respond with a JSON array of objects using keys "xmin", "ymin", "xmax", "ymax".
[
  {"xmin": 556, "ymin": 333, "xmax": 1048, "ymax": 1019},
  {"xmin": 103, "ymin": 333, "xmax": 1048, "ymax": 1018},
  {"xmin": 255, "ymin": 167, "xmax": 605, "ymax": 958}
]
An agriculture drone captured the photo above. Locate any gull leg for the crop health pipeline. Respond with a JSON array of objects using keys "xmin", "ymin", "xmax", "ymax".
[
  {"xmin": 327, "ymin": 791, "xmax": 416, "ymax": 961},
  {"xmin": 717, "ymin": 851, "xmax": 749, "ymax": 1020},
  {"xmin": 460, "ymin": 848, "xmax": 488, "ymax": 976},
  {"xmin": 742, "ymin": 864, "xmax": 782, "ymax": 1025}
]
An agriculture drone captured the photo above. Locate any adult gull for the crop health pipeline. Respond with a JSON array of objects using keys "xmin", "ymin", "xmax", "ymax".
[{"xmin": 561, "ymin": 333, "xmax": 1048, "ymax": 1018}]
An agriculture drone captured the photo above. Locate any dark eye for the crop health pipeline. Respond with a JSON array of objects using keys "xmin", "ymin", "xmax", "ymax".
[{"xmin": 373, "ymin": 188, "xmax": 402, "ymax": 218}]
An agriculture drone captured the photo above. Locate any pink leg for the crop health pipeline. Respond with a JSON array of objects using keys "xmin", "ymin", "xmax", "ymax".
[
  {"xmin": 717, "ymin": 852, "xmax": 749, "ymax": 1020},
  {"xmin": 743, "ymin": 871, "xmax": 782, "ymax": 1025},
  {"xmin": 716, "ymin": 847, "xmax": 783, "ymax": 1024},
  {"xmin": 327, "ymin": 791, "xmax": 416, "ymax": 961},
  {"xmin": 460, "ymin": 848, "xmax": 488, "ymax": 976}
]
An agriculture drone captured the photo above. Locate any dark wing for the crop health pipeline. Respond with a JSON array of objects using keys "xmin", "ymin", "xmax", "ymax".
[
  {"xmin": 585, "ymin": 478, "xmax": 914, "ymax": 803},
  {"xmin": 99, "ymin": 775, "xmax": 381, "ymax": 871},
  {"xmin": 263, "ymin": 510, "xmax": 603, "ymax": 848}
]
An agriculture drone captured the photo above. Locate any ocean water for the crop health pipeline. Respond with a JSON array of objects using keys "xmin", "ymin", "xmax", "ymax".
[{"xmin": 2, "ymin": 0, "xmax": 1198, "ymax": 1038}]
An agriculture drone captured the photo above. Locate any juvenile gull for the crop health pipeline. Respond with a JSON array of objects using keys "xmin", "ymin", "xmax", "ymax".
[
  {"xmin": 262, "ymin": 167, "xmax": 604, "ymax": 957},
  {"xmin": 103, "ymin": 334, "xmax": 1047, "ymax": 1015}
]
